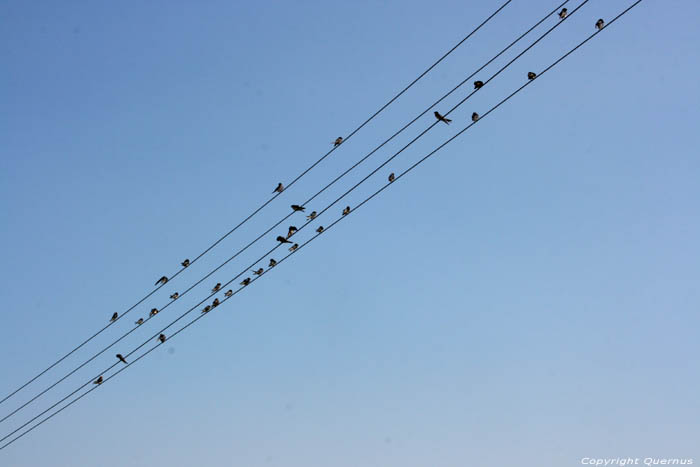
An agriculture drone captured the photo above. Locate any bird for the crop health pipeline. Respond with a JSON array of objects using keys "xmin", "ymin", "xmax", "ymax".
[
  {"xmin": 289, "ymin": 243, "xmax": 298, "ymax": 252},
  {"xmin": 181, "ymin": 259, "xmax": 190, "ymax": 268},
  {"xmin": 388, "ymin": 173, "xmax": 395, "ymax": 183},
  {"xmin": 212, "ymin": 283, "xmax": 221, "ymax": 293},
  {"xmin": 202, "ymin": 305, "xmax": 211, "ymax": 314},
  {"xmin": 110, "ymin": 312, "xmax": 118, "ymax": 322},
  {"xmin": 277, "ymin": 235, "xmax": 293, "ymax": 244},
  {"xmin": 155, "ymin": 276, "xmax": 168, "ymax": 286},
  {"xmin": 306, "ymin": 211, "xmax": 317, "ymax": 220},
  {"xmin": 333, "ymin": 137, "xmax": 343, "ymax": 147},
  {"xmin": 434, "ymin": 111, "xmax": 452, "ymax": 125},
  {"xmin": 240, "ymin": 278, "xmax": 251, "ymax": 286},
  {"xmin": 269, "ymin": 258, "xmax": 277, "ymax": 267},
  {"xmin": 170, "ymin": 292, "xmax": 179, "ymax": 300},
  {"xmin": 273, "ymin": 182, "xmax": 284, "ymax": 193},
  {"xmin": 596, "ymin": 18, "xmax": 604, "ymax": 30},
  {"xmin": 342, "ymin": 206, "xmax": 351, "ymax": 216},
  {"xmin": 472, "ymin": 112, "xmax": 479, "ymax": 122},
  {"xmin": 527, "ymin": 71, "xmax": 537, "ymax": 80},
  {"xmin": 212, "ymin": 298, "xmax": 220, "ymax": 307},
  {"xmin": 558, "ymin": 7, "xmax": 567, "ymax": 19},
  {"xmin": 224, "ymin": 289, "xmax": 233, "ymax": 297},
  {"xmin": 474, "ymin": 80, "xmax": 484, "ymax": 89},
  {"xmin": 252, "ymin": 268, "xmax": 264, "ymax": 276},
  {"xmin": 93, "ymin": 376, "xmax": 103, "ymax": 385},
  {"xmin": 291, "ymin": 204, "xmax": 305, "ymax": 212},
  {"xmin": 316, "ymin": 226, "xmax": 324, "ymax": 233},
  {"xmin": 116, "ymin": 354, "xmax": 127, "ymax": 364},
  {"xmin": 150, "ymin": 308, "xmax": 158, "ymax": 317},
  {"xmin": 286, "ymin": 226, "xmax": 298, "ymax": 239},
  {"xmin": 158, "ymin": 334, "xmax": 166, "ymax": 343},
  {"xmin": 135, "ymin": 318, "xmax": 144, "ymax": 326}
]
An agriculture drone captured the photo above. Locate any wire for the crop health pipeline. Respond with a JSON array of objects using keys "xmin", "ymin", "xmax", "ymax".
[{"xmin": 0, "ymin": 0, "xmax": 644, "ymax": 450}]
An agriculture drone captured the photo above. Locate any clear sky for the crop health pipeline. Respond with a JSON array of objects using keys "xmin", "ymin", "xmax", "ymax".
[{"xmin": 1, "ymin": 1, "xmax": 699, "ymax": 465}]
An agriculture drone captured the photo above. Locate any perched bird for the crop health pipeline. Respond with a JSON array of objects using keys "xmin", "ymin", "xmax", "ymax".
[
  {"xmin": 93, "ymin": 376, "xmax": 103, "ymax": 385},
  {"xmin": 291, "ymin": 204, "xmax": 305, "ymax": 212},
  {"xmin": 155, "ymin": 276, "xmax": 168, "ymax": 286},
  {"xmin": 273, "ymin": 182, "xmax": 284, "ymax": 194},
  {"xmin": 170, "ymin": 292, "xmax": 179, "ymax": 300},
  {"xmin": 240, "ymin": 277, "xmax": 251, "ymax": 286},
  {"xmin": 116, "ymin": 354, "xmax": 127, "ymax": 364},
  {"xmin": 158, "ymin": 334, "xmax": 166, "ymax": 343},
  {"xmin": 150, "ymin": 308, "xmax": 159, "ymax": 317},
  {"xmin": 224, "ymin": 289, "xmax": 233, "ymax": 297},
  {"xmin": 181, "ymin": 259, "xmax": 190, "ymax": 268},
  {"xmin": 333, "ymin": 137, "xmax": 343, "ymax": 147},
  {"xmin": 558, "ymin": 7, "xmax": 567, "ymax": 19},
  {"xmin": 388, "ymin": 173, "xmax": 395, "ymax": 183},
  {"xmin": 472, "ymin": 112, "xmax": 479, "ymax": 122},
  {"xmin": 595, "ymin": 18, "xmax": 604, "ymax": 30},
  {"xmin": 286, "ymin": 226, "xmax": 298, "ymax": 239},
  {"xmin": 527, "ymin": 71, "xmax": 537, "ymax": 80},
  {"xmin": 316, "ymin": 226, "xmax": 324, "ymax": 233},
  {"xmin": 202, "ymin": 305, "xmax": 211, "ymax": 314},
  {"xmin": 268, "ymin": 258, "xmax": 277, "ymax": 268},
  {"xmin": 306, "ymin": 211, "xmax": 317, "ymax": 220},
  {"xmin": 474, "ymin": 80, "xmax": 484, "ymax": 89},
  {"xmin": 212, "ymin": 298, "xmax": 220, "ymax": 307},
  {"xmin": 135, "ymin": 318, "xmax": 144, "ymax": 326},
  {"xmin": 289, "ymin": 243, "xmax": 299, "ymax": 252},
  {"xmin": 434, "ymin": 111, "xmax": 452, "ymax": 125},
  {"xmin": 110, "ymin": 312, "xmax": 118, "ymax": 322},
  {"xmin": 252, "ymin": 268, "xmax": 264, "ymax": 276},
  {"xmin": 277, "ymin": 235, "xmax": 293, "ymax": 244},
  {"xmin": 342, "ymin": 206, "xmax": 351, "ymax": 216},
  {"xmin": 212, "ymin": 283, "xmax": 221, "ymax": 293}
]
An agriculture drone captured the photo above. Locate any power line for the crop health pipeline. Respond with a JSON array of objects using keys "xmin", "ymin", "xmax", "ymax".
[
  {"xmin": 0, "ymin": 0, "xmax": 644, "ymax": 450},
  {"xmin": 0, "ymin": 0, "xmax": 569, "ymax": 424}
]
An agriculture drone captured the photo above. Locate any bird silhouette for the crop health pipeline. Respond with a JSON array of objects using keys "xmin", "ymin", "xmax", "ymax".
[
  {"xmin": 170, "ymin": 292, "xmax": 179, "ymax": 300},
  {"xmin": 286, "ymin": 226, "xmax": 298, "ymax": 238},
  {"xmin": 528, "ymin": 71, "xmax": 537, "ymax": 80},
  {"xmin": 269, "ymin": 258, "xmax": 277, "ymax": 267},
  {"xmin": 434, "ymin": 111, "xmax": 452, "ymax": 125},
  {"xmin": 212, "ymin": 298, "xmax": 220, "ymax": 307},
  {"xmin": 212, "ymin": 283, "xmax": 221, "ymax": 293},
  {"xmin": 181, "ymin": 259, "xmax": 190, "ymax": 268},
  {"xmin": 150, "ymin": 308, "xmax": 158, "ymax": 317},
  {"xmin": 277, "ymin": 235, "xmax": 293, "ymax": 244},
  {"xmin": 93, "ymin": 376, "xmax": 103, "ymax": 385},
  {"xmin": 595, "ymin": 18, "xmax": 605, "ymax": 30},
  {"xmin": 158, "ymin": 334, "xmax": 166, "ymax": 343},
  {"xmin": 342, "ymin": 206, "xmax": 351, "ymax": 216},
  {"xmin": 388, "ymin": 173, "xmax": 395, "ymax": 183},
  {"xmin": 116, "ymin": 354, "xmax": 127, "ymax": 364},
  {"xmin": 316, "ymin": 226, "xmax": 324, "ymax": 233},
  {"xmin": 202, "ymin": 305, "xmax": 211, "ymax": 314},
  {"xmin": 474, "ymin": 80, "xmax": 484, "ymax": 89},
  {"xmin": 333, "ymin": 137, "xmax": 343, "ymax": 147},
  {"xmin": 291, "ymin": 204, "xmax": 305, "ymax": 212},
  {"xmin": 273, "ymin": 182, "xmax": 284, "ymax": 193},
  {"xmin": 240, "ymin": 278, "xmax": 251, "ymax": 286},
  {"xmin": 252, "ymin": 268, "xmax": 264, "ymax": 276},
  {"xmin": 472, "ymin": 112, "xmax": 479, "ymax": 122},
  {"xmin": 306, "ymin": 211, "xmax": 317, "ymax": 220},
  {"xmin": 289, "ymin": 243, "xmax": 299, "ymax": 252},
  {"xmin": 155, "ymin": 276, "xmax": 168, "ymax": 286},
  {"xmin": 135, "ymin": 318, "xmax": 144, "ymax": 326},
  {"xmin": 558, "ymin": 7, "xmax": 567, "ymax": 19},
  {"xmin": 110, "ymin": 312, "xmax": 118, "ymax": 322},
  {"xmin": 224, "ymin": 289, "xmax": 233, "ymax": 297}
]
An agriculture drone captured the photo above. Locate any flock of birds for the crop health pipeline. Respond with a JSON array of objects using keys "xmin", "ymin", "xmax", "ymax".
[{"xmin": 93, "ymin": 10, "xmax": 607, "ymax": 386}]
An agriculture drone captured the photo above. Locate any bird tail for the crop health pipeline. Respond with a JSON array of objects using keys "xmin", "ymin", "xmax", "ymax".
[{"xmin": 445, "ymin": 118, "xmax": 452, "ymax": 123}]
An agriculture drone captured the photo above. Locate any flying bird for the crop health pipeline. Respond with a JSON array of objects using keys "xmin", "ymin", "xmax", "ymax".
[
  {"xmin": 135, "ymin": 318, "xmax": 144, "ymax": 326},
  {"xmin": 333, "ymin": 137, "xmax": 343, "ymax": 147},
  {"xmin": 277, "ymin": 235, "xmax": 293, "ymax": 244},
  {"xmin": 316, "ymin": 226, "xmax": 324, "ymax": 233},
  {"xmin": 252, "ymin": 268, "xmax": 264, "ymax": 276},
  {"xmin": 202, "ymin": 305, "xmax": 211, "ymax": 314},
  {"xmin": 212, "ymin": 298, "xmax": 220, "ymax": 307},
  {"xmin": 273, "ymin": 182, "xmax": 284, "ymax": 193},
  {"xmin": 289, "ymin": 243, "xmax": 298, "ymax": 252},
  {"xmin": 170, "ymin": 292, "xmax": 179, "ymax": 300},
  {"xmin": 158, "ymin": 334, "xmax": 166, "ymax": 343},
  {"xmin": 110, "ymin": 312, "xmax": 118, "ymax": 322},
  {"xmin": 155, "ymin": 276, "xmax": 168, "ymax": 286},
  {"xmin": 224, "ymin": 289, "xmax": 233, "ymax": 297},
  {"xmin": 287, "ymin": 226, "xmax": 298, "ymax": 238},
  {"xmin": 212, "ymin": 283, "xmax": 221, "ymax": 293},
  {"xmin": 472, "ymin": 112, "xmax": 479, "ymax": 122},
  {"xmin": 291, "ymin": 204, "xmax": 305, "ymax": 212},
  {"xmin": 116, "ymin": 354, "xmax": 127, "ymax": 364},
  {"xmin": 181, "ymin": 259, "xmax": 190, "ymax": 268},
  {"xmin": 342, "ymin": 206, "xmax": 351, "ymax": 216},
  {"xmin": 150, "ymin": 308, "xmax": 159, "ymax": 317},
  {"xmin": 595, "ymin": 18, "xmax": 604, "ymax": 30},
  {"xmin": 93, "ymin": 376, "xmax": 103, "ymax": 385},
  {"xmin": 240, "ymin": 278, "xmax": 251, "ymax": 286},
  {"xmin": 269, "ymin": 258, "xmax": 277, "ymax": 267},
  {"xmin": 558, "ymin": 7, "xmax": 567, "ymax": 19},
  {"xmin": 527, "ymin": 71, "xmax": 537, "ymax": 80},
  {"xmin": 388, "ymin": 173, "xmax": 395, "ymax": 183},
  {"xmin": 434, "ymin": 111, "xmax": 452, "ymax": 125},
  {"xmin": 306, "ymin": 211, "xmax": 317, "ymax": 220},
  {"xmin": 474, "ymin": 80, "xmax": 484, "ymax": 89}
]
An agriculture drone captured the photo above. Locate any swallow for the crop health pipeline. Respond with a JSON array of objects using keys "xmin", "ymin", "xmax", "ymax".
[
  {"xmin": 158, "ymin": 334, "xmax": 166, "ymax": 343},
  {"xmin": 316, "ymin": 226, "xmax": 324, "ymax": 233},
  {"xmin": 306, "ymin": 211, "xmax": 317, "ymax": 220},
  {"xmin": 558, "ymin": 7, "xmax": 567, "ymax": 19},
  {"xmin": 286, "ymin": 226, "xmax": 298, "ymax": 238},
  {"xmin": 277, "ymin": 235, "xmax": 293, "ymax": 244},
  {"xmin": 291, "ymin": 204, "xmax": 305, "ymax": 212},
  {"xmin": 528, "ymin": 71, "xmax": 537, "ymax": 80},
  {"xmin": 474, "ymin": 80, "xmax": 484, "ymax": 89},
  {"xmin": 93, "ymin": 376, "xmax": 103, "ymax": 385},
  {"xmin": 269, "ymin": 258, "xmax": 277, "ymax": 268},
  {"xmin": 240, "ymin": 277, "xmax": 251, "ymax": 286},
  {"xmin": 181, "ymin": 259, "xmax": 190, "ymax": 268},
  {"xmin": 155, "ymin": 276, "xmax": 168, "ymax": 286},
  {"xmin": 388, "ymin": 173, "xmax": 395, "ymax": 183},
  {"xmin": 170, "ymin": 292, "xmax": 179, "ymax": 300},
  {"xmin": 434, "ymin": 111, "xmax": 452, "ymax": 125},
  {"xmin": 116, "ymin": 354, "xmax": 127, "ymax": 364},
  {"xmin": 110, "ymin": 312, "xmax": 118, "ymax": 322},
  {"xmin": 289, "ymin": 243, "xmax": 298, "ymax": 252},
  {"xmin": 135, "ymin": 318, "xmax": 144, "ymax": 325},
  {"xmin": 472, "ymin": 112, "xmax": 479, "ymax": 122},
  {"xmin": 342, "ymin": 206, "xmax": 351, "ymax": 216},
  {"xmin": 202, "ymin": 305, "xmax": 211, "ymax": 314},
  {"xmin": 212, "ymin": 283, "xmax": 221, "ymax": 293},
  {"xmin": 273, "ymin": 182, "xmax": 284, "ymax": 194},
  {"xmin": 150, "ymin": 308, "xmax": 159, "ymax": 317},
  {"xmin": 595, "ymin": 18, "xmax": 604, "ymax": 30},
  {"xmin": 212, "ymin": 298, "xmax": 220, "ymax": 307},
  {"xmin": 224, "ymin": 289, "xmax": 233, "ymax": 297},
  {"xmin": 252, "ymin": 268, "xmax": 264, "ymax": 276},
  {"xmin": 333, "ymin": 137, "xmax": 343, "ymax": 147}
]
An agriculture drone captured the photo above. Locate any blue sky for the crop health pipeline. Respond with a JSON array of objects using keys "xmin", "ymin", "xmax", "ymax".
[{"xmin": 1, "ymin": 0, "xmax": 699, "ymax": 465}]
